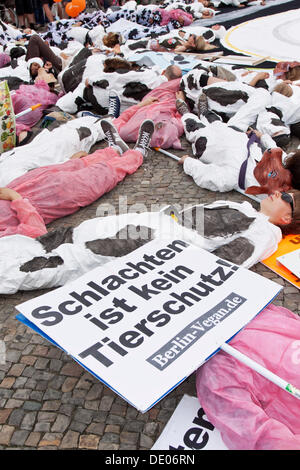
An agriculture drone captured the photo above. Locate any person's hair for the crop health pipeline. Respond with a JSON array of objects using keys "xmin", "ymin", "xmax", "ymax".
[
  {"xmin": 280, "ymin": 190, "xmax": 300, "ymax": 234},
  {"xmin": 102, "ymin": 32, "xmax": 120, "ymax": 48},
  {"xmin": 194, "ymin": 36, "xmax": 206, "ymax": 51},
  {"xmin": 164, "ymin": 65, "xmax": 182, "ymax": 81},
  {"xmin": 103, "ymin": 57, "xmax": 138, "ymax": 73},
  {"xmin": 273, "ymin": 82, "xmax": 293, "ymax": 97},
  {"xmin": 284, "ymin": 151, "xmax": 300, "ymax": 190},
  {"xmin": 284, "ymin": 65, "xmax": 300, "ymax": 81}
]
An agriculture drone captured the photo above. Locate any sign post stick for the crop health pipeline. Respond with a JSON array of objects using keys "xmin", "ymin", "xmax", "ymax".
[
  {"xmin": 221, "ymin": 342, "xmax": 300, "ymax": 400},
  {"xmin": 15, "ymin": 103, "xmax": 42, "ymax": 119}
]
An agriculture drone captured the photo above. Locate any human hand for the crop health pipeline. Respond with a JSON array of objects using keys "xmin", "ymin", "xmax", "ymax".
[
  {"xmin": 70, "ymin": 151, "xmax": 89, "ymax": 160},
  {"xmin": 255, "ymin": 71, "xmax": 269, "ymax": 81},
  {"xmin": 247, "ymin": 128, "xmax": 263, "ymax": 138},
  {"xmin": 178, "ymin": 155, "xmax": 190, "ymax": 164},
  {"xmin": 176, "ymin": 91, "xmax": 185, "ymax": 101},
  {"xmin": 0, "ymin": 188, "xmax": 22, "ymax": 201},
  {"xmin": 138, "ymin": 97, "xmax": 158, "ymax": 107}
]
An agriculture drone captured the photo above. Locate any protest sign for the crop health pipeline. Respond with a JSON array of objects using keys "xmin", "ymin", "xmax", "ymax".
[
  {"xmin": 152, "ymin": 395, "xmax": 228, "ymax": 450},
  {"xmin": 0, "ymin": 80, "xmax": 16, "ymax": 153},
  {"xmin": 16, "ymin": 238, "xmax": 281, "ymax": 412},
  {"xmin": 276, "ymin": 248, "xmax": 300, "ymax": 280},
  {"xmin": 262, "ymin": 234, "xmax": 300, "ymax": 289}
]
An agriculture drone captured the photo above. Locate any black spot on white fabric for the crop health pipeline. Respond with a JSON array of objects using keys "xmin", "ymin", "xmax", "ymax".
[
  {"xmin": 185, "ymin": 118, "xmax": 205, "ymax": 133},
  {"xmin": 76, "ymin": 127, "xmax": 92, "ymax": 141},
  {"xmin": 271, "ymin": 118, "xmax": 285, "ymax": 127},
  {"xmin": 93, "ymin": 79, "xmax": 109, "ymax": 89},
  {"xmin": 20, "ymin": 256, "xmax": 64, "ymax": 272},
  {"xmin": 205, "ymin": 87, "xmax": 249, "ymax": 106},
  {"xmin": 37, "ymin": 227, "xmax": 74, "ymax": 253},
  {"xmin": 123, "ymin": 82, "xmax": 150, "ymax": 101},
  {"xmin": 82, "ymin": 87, "xmax": 108, "ymax": 115},
  {"xmin": 85, "ymin": 225, "xmax": 154, "ymax": 256},
  {"xmin": 194, "ymin": 136, "xmax": 207, "ymax": 158},
  {"xmin": 128, "ymin": 40, "xmax": 148, "ymax": 50},
  {"xmin": 174, "ymin": 55, "xmax": 184, "ymax": 61},
  {"xmin": 203, "ymin": 207, "xmax": 255, "ymax": 238},
  {"xmin": 212, "ymin": 237, "xmax": 255, "ymax": 265},
  {"xmin": 266, "ymin": 106, "xmax": 283, "ymax": 120}
]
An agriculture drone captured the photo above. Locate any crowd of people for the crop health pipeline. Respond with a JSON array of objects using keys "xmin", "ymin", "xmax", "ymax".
[{"xmin": 0, "ymin": 0, "xmax": 299, "ymax": 451}]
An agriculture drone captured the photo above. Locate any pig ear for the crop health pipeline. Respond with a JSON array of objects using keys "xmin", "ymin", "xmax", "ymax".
[{"xmin": 245, "ymin": 185, "xmax": 269, "ymax": 195}]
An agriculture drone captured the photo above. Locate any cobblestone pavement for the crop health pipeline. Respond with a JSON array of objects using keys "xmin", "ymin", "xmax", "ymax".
[{"xmin": 0, "ymin": 131, "xmax": 299, "ymax": 450}]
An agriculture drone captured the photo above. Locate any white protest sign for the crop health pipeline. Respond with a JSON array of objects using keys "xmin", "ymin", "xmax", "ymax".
[
  {"xmin": 152, "ymin": 395, "xmax": 228, "ymax": 450},
  {"xmin": 16, "ymin": 238, "xmax": 281, "ymax": 412}
]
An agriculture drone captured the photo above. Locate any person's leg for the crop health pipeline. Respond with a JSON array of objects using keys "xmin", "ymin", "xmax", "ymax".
[
  {"xmin": 42, "ymin": 1, "xmax": 54, "ymax": 22},
  {"xmin": 25, "ymin": 35, "xmax": 62, "ymax": 71},
  {"xmin": 227, "ymin": 88, "xmax": 272, "ymax": 132}
]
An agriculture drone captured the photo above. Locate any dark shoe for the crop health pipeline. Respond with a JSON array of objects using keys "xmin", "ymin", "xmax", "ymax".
[
  {"xmin": 176, "ymin": 99, "xmax": 189, "ymax": 116},
  {"xmin": 108, "ymin": 89, "xmax": 121, "ymax": 118},
  {"xmin": 100, "ymin": 119, "xmax": 129, "ymax": 154},
  {"xmin": 133, "ymin": 120, "xmax": 155, "ymax": 157},
  {"xmin": 197, "ymin": 93, "xmax": 208, "ymax": 117}
]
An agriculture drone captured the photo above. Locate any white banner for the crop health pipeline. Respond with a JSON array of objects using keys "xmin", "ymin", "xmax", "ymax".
[
  {"xmin": 152, "ymin": 395, "xmax": 228, "ymax": 450},
  {"xmin": 16, "ymin": 239, "xmax": 281, "ymax": 412}
]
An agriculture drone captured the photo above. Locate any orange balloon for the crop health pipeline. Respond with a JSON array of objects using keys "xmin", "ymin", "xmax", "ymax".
[
  {"xmin": 53, "ymin": 0, "xmax": 62, "ymax": 3},
  {"xmin": 73, "ymin": 0, "xmax": 86, "ymax": 8},
  {"xmin": 65, "ymin": 2, "xmax": 81, "ymax": 17},
  {"xmin": 72, "ymin": 0, "xmax": 86, "ymax": 12}
]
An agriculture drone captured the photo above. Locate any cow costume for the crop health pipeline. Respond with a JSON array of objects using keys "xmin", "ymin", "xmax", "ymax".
[
  {"xmin": 0, "ymin": 200, "xmax": 281, "ymax": 294},
  {"xmin": 179, "ymin": 88, "xmax": 293, "ymax": 194},
  {"xmin": 57, "ymin": 57, "xmax": 164, "ymax": 115},
  {"xmin": 0, "ymin": 116, "xmax": 105, "ymax": 186}
]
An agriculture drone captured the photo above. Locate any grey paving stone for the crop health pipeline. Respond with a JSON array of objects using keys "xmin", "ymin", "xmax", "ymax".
[
  {"xmin": 51, "ymin": 414, "xmax": 71, "ymax": 433},
  {"xmin": 10, "ymin": 430, "xmax": 30, "ymax": 447},
  {"xmin": 20, "ymin": 412, "xmax": 37, "ymax": 431},
  {"xmin": 8, "ymin": 409, "xmax": 25, "ymax": 427}
]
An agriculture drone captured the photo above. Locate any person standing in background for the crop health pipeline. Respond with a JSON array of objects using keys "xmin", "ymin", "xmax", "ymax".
[{"xmin": 15, "ymin": 0, "xmax": 36, "ymax": 29}]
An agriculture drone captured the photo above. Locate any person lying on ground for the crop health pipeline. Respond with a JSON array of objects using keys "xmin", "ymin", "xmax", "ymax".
[
  {"xmin": 196, "ymin": 304, "xmax": 300, "ymax": 451},
  {"xmin": 112, "ymin": 65, "xmax": 184, "ymax": 149},
  {"xmin": 175, "ymin": 89, "xmax": 300, "ymax": 195},
  {"xmin": 0, "ymin": 188, "xmax": 299, "ymax": 294},
  {"xmin": 0, "ymin": 119, "xmax": 154, "ymax": 239}
]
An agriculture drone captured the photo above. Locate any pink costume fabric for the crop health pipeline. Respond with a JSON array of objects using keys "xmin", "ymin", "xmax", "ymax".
[
  {"xmin": 157, "ymin": 8, "xmax": 193, "ymax": 26},
  {"xmin": 0, "ymin": 53, "xmax": 11, "ymax": 68},
  {"xmin": 12, "ymin": 81, "xmax": 58, "ymax": 136},
  {"xmin": 0, "ymin": 147, "xmax": 142, "ymax": 239},
  {"xmin": 114, "ymin": 78, "xmax": 184, "ymax": 149},
  {"xmin": 196, "ymin": 304, "xmax": 300, "ymax": 450}
]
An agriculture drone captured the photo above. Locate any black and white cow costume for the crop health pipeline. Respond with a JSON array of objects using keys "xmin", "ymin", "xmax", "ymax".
[
  {"xmin": 180, "ymin": 64, "xmax": 281, "ymax": 118},
  {"xmin": 179, "ymin": 87, "xmax": 290, "ymax": 192},
  {"xmin": 0, "ymin": 201, "xmax": 281, "ymax": 294},
  {"xmin": 57, "ymin": 57, "xmax": 164, "ymax": 115},
  {"xmin": 0, "ymin": 116, "xmax": 105, "ymax": 186}
]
